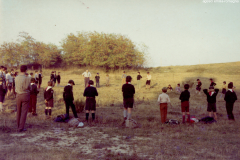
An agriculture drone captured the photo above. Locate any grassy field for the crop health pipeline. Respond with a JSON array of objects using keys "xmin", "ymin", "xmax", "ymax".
[{"xmin": 0, "ymin": 62, "xmax": 240, "ymax": 160}]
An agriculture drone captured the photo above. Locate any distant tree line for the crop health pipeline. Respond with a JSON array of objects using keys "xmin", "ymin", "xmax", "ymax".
[{"xmin": 0, "ymin": 31, "xmax": 148, "ymax": 70}]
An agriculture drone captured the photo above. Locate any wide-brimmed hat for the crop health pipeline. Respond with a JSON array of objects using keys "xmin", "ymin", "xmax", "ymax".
[{"xmin": 68, "ymin": 80, "xmax": 75, "ymax": 85}]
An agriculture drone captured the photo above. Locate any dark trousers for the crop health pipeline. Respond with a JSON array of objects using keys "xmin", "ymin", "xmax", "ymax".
[
  {"xmin": 160, "ymin": 103, "xmax": 168, "ymax": 123},
  {"xmin": 84, "ymin": 77, "xmax": 89, "ymax": 87},
  {"xmin": 96, "ymin": 81, "xmax": 99, "ymax": 88},
  {"xmin": 38, "ymin": 81, "xmax": 42, "ymax": 89},
  {"xmin": 16, "ymin": 93, "xmax": 30, "ymax": 130},
  {"xmin": 65, "ymin": 100, "xmax": 78, "ymax": 118},
  {"xmin": 226, "ymin": 102, "xmax": 235, "ymax": 120},
  {"xmin": 29, "ymin": 95, "xmax": 37, "ymax": 113}
]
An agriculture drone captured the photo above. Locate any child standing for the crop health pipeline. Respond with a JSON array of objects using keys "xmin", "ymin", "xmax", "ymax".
[
  {"xmin": 83, "ymin": 80, "xmax": 98, "ymax": 122},
  {"xmin": 106, "ymin": 74, "xmax": 110, "ymax": 86},
  {"xmin": 29, "ymin": 78, "xmax": 39, "ymax": 116},
  {"xmin": 196, "ymin": 79, "xmax": 202, "ymax": 95},
  {"xmin": 6, "ymin": 71, "xmax": 13, "ymax": 98},
  {"xmin": 38, "ymin": 70, "xmax": 43, "ymax": 89},
  {"xmin": 220, "ymin": 81, "xmax": 227, "ymax": 99},
  {"xmin": 122, "ymin": 76, "xmax": 135, "ymax": 125},
  {"xmin": 95, "ymin": 73, "xmax": 100, "ymax": 88},
  {"xmin": 157, "ymin": 87, "xmax": 170, "ymax": 123},
  {"xmin": 146, "ymin": 72, "xmax": 151, "ymax": 89},
  {"xmin": 56, "ymin": 72, "xmax": 61, "ymax": 86},
  {"xmin": 122, "ymin": 71, "xmax": 127, "ymax": 86},
  {"xmin": 210, "ymin": 78, "xmax": 216, "ymax": 87},
  {"xmin": 0, "ymin": 78, "xmax": 6, "ymax": 112},
  {"xmin": 175, "ymin": 83, "xmax": 181, "ymax": 93},
  {"xmin": 44, "ymin": 81, "xmax": 54, "ymax": 119},
  {"xmin": 34, "ymin": 71, "xmax": 39, "ymax": 85},
  {"xmin": 179, "ymin": 84, "xmax": 190, "ymax": 123},
  {"xmin": 137, "ymin": 72, "xmax": 142, "ymax": 89},
  {"xmin": 224, "ymin": 82, "xmax": 237, "ymax": 120},
  {"xmin": 203, "ymin": 86, "xmax": 219, "ymax": 120}
]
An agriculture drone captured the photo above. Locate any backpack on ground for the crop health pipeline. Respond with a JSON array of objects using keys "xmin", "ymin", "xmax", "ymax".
[
  {"xmin": 165, "ymin": 119, "xmax": 180, "ymax": 125},
  {"xmin": 199, "ymin": 116, "xmax": 216, "ymax": 124}
]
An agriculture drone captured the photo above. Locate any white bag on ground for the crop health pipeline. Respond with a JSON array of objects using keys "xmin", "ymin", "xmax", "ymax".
[{"xmin": 68, "ymin": 118, "xmax": 80, "ymax": 127}]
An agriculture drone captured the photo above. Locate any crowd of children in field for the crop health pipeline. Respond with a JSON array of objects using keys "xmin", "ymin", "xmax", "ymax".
[{"xmin": 0, "ymin": 66, "xmax": 238, "ymax": 132}]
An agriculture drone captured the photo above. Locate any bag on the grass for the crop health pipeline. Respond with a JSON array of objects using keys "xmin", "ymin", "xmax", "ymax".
[
  {"xmin": 68, "ymin": 118, "xmax": 80, "ymax": 127},
  {"xmin": 199, "ymin": 116, "xmax": 216, "ymax": 124},
  {"xmin": 166, "ymin": 119, "xmax": 180, "ymax": 125},
  {"xmin": 54, "ymin": 114, "xmax": 69, "ymax": 122},
  {"xmin": 126, "ymin": 119, "xmax": 138, "ymax": 128}
]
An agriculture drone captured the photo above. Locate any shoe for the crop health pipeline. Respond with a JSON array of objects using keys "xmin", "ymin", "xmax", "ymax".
[{"xmin": 18, "ymin": 128, "xmax": 27, "ymax": 132}]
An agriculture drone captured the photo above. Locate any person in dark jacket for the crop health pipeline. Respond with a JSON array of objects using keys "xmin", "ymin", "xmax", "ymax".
[
  {"xmin": 0, "ymin": 77, "xmax": 6, "ymax": 112},
  {"xmin": 196, "ymin": 79, "xmax": 202, "ymax": 95},
  {"xmin": 203, "ymin": 86, "xmax": 219, "ymax": 120},
  {"xmin": 28, "ymin": 78, "xmax": 39, "ymax": 115},
  {"xmin": 83, "ymin": 80, "xmax": 98, "ymax": 122},
  {"xmin": 210, "ymin": 78, "xmax": 216, "ymax": 87},
  {"xmin": 95, "ymin": 73, "xmax": 100, "ymax": 88},
  {"xmin": 38, "ymin": 70, "xmax": 43, "ymax": 89},
  {"xmin": 56, "ymin": 72, "xmax": 61, "ymax": 87},
  {"xmin": 136, "ymin": 72, "xmax": 142, "ymax": 89},
  {"xmin": 224, "ymin": 82, "xmax": 237, "ymax": 120},
  {"xmin": 50, "ymin": 71, "xmax": 55, "ymax": 87},
  {"xmin": 122, "ymin": 76, "xmax": 135, "ymax": 124},
  {"xmin": 179, "ymin": 84, "xmax": 190, "ymax": 123},
  {"xmin": 44, "ymin": 81, "xmax": 54, "ymax": 119},
  {"xmin": 63, "ymin": 80, "xmax": 78, "ymax": 118}
]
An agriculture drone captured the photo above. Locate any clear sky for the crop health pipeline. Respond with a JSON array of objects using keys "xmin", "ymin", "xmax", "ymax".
[{"xmin": 1, "ymin": 0, "xmax": 240, "ymax": 67}]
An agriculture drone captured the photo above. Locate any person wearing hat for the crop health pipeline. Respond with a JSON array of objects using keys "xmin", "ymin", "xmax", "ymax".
[
  {"xmin": 157, "ymin": 87, "xmax": 170, "ymax": 123},
  {"xmin": 95, "ymin": 73, "xmax": 100, "ymax": 88},
  {"xmin": 83, "ymin": 80, "xmax": 98, "ymax": 122},
  {"xmin": 122, "ymin": 76, "xmax": 135, "ymax": 125},
  {"xmin": 28, "ymin": 78, "xmax": 39, "ymax": 116},
  {"xmin": 224, "ymin": 82, "xmax": 237, "ymax": 120},
  {"xmin": 0, "ymin": 77, "xmax": 6, "ymax": 112},
  {"xmin": 203, "ymin": 86, "xmax": 219, "ymax": 120},
  {"xmin": 63, "ymin": 80, "xmax": 78, "ymax": 118}
]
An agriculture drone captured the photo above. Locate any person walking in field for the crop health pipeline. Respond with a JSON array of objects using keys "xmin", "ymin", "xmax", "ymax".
[
  {"xmin": 210, "ymin": 78, "xmax": 216, "ymax": 87},
  {"xmin": 137, "ymin": 72, "xmax": 142, "ymax": 89},
  {"xmin": 56, "ymin": 72, "xmax": 61, "ymax": 86},
  {"xmin": 196, "ymin": 79, "xmax": 202, "ymax": 95},
  {"xmin": 28, "ymin": 78, "xmax": 39, "ymax": 116},
  {"xmin": 38, "ymin": 70, "xmax": 43, "ymax": 89},
  {"xmin": 146, "ymin": 72, "xmax": 151, "ymax": 89},
  {"xmin": 179, "ymin": 84, "xmax": 190, "ymax": 123},
  {"xmin": 122, "ymin": 76, "xmax": 135, "ymax": 125},
  {"xmin": 0, "ymin": 78, "xmax": 6, "ymax": 112},
  {"xmin": 83, "ymin": 80, "xmax": 98, "ymax": 122},
  {"xmin": 6, "ymin": 71, "xmax": 13, "ymax": 98},
  {"xmin": 63, "ymin": 80, "xmax": 78, "ymax": 118},
  {"xmin": 157, "ymin": 87, "xmax": 170, "ymax": 123},
  {"xmin": 219, "ymin": 81, "xmax": 227, "ymax": 99},
  {"xmin": 82, "ymin": 70, "xmax": 91, "ymax": 88},
  {"xmin": 122, "ymin": 71, "xmax": 127, "ymax": 86},
  {"xmin": 203, "ymin": 86, "xmax": 219, "ymax": 120},
  {"xmin": 44, "ymin": 81, "xmax": 54, "ymax": 119},
  {"xmin": 224, "ymin": 82, "xmax": 237, "ymax": 120},
  {"xmin": 15, "ymin": 65, "xmax": 31, "ymax": 132},
  {"xmin": 95, "ymin": 73, "xmax": 100, "ymax": 88},
  {"xmin": 106, "ymin": 74, "xmax": 110, "ymax": 86}
]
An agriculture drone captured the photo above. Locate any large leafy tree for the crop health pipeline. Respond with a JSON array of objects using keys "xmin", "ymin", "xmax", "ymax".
[{"xmin": 61, "ymin": 31, "xmax": 147, "ymax": 69}]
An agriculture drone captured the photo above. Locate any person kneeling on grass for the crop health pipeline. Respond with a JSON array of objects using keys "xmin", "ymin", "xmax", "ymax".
[
  {"xmin": 44, "ymin": 81, "xmax": 54, "ymax": 119},
  {"xmin": 157, "ymin": 87, "xmax": 170, "ymax": 123},
  {"xmin": 63, "ymin": 80, "xmax": 78, "ymax": 119},
  {"xmin": 179, "ymin": 84, "xmax": 190, "ymax": 123},
  {"xmin": 203, "ymin": 86, "xmax": 219, "ymax": 120},
  {"xmin": 122, "ymin": 76, "xmax": 135, "ymax": 125},
  {"xmin": 83, "ymin": 80, "xmax": 98, "ymax": 122}
]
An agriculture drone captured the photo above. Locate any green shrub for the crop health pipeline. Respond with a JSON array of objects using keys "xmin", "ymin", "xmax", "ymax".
[{"xmin": 74, "ymin": 99, "xmax": 85, "ymax": 113}]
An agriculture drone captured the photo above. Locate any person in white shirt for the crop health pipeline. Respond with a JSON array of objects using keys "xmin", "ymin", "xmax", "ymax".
[
  {"xmin": 82, "ymin": 70, "xmax": 91, "ymax": 87},
  {"xmin": 157, "ymin": 87, "xmax": 171, "ymax": 123},
  {"xmin": 6, "ymin": 71, "xmax": 13, "ymax": 98},
  {"xmin": 146, "ymin": 72, "xmax": 151, "ymax": 89}
]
